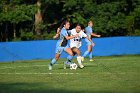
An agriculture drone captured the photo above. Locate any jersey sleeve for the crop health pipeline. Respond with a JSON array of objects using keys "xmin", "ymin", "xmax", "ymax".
[
  {"xmin": 80, "ymin": 31, "xmax": 87, "ymax": 38},
  {"xmin": 89, "ymin": 27, "xmax": 92, "ymax": 33},
  {"xmin": 67, "ymin": 30, "xmax": 71, "ymax": 34},
  {"xmin": 70, "ymin": 29, "xmax": 75, "ymax": 35},
  {"xmin": 61, "ymin": 30, "xmax": 68, "ymax": 37}
]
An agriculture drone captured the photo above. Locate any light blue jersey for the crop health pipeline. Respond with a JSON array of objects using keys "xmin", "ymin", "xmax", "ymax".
[
  {"xmin": 85, "ymin": 26, "xmax": 92, "ymax": 38},
  {"xmin": 55, "ymin": 27, "xmax": 69, "ymax": 54},
  {"xmin": 85, "ymin": 26, "xmax": 93, "ymax": 45}
]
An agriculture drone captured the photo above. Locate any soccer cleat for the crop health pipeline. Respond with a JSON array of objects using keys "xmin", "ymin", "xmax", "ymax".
[
  {"xmin": 81, "ymin": 57, "xmax": 84, "ymax": 61},
  {"xmin": 63, "ymin": 62, "xmax": 67, "ymax": 69},
  {"xmin": 48, "ymin": 64, "xmax": 52, "ymax": 70},
  {"xmin": 64, "ymin": 61, "xmax": 72, "ymax": 69},
  {"xmin": 79, "ymin": 64, "xmax": 84, "ymax": 69},
  {"xmin": 89, "ymin": 59, "xmax": 94, "ymax": 62}
]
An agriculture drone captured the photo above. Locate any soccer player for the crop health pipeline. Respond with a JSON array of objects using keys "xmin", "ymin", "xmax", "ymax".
[
  {"xmin": 53, "ymin": 23, "xmax": 63, "ymax": 39},
  {"xmin": 82, "ymin": 21, "xmax": 101, "ymax": 62},
  {"xmin": 48, "ymin": 20, "xmax": 79, "ymax": 70},
  {"xmin": 64, "ymin": 24, "xmax": 94, "ymax": 69}
]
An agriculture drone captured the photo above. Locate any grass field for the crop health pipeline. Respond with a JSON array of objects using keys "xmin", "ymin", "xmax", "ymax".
[{"xmin": 0, "ymin": 55, "xmax": 140, "ymax": 93}]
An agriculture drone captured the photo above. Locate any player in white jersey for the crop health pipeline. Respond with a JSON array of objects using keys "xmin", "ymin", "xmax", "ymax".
[{"xmin": 64, "ymin": 24, "xmax": 94, "ymax": 69}]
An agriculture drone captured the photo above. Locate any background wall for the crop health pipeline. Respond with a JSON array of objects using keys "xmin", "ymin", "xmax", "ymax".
[{"xmin": 0, "ymin": 36, "xmax": 140, "ymax": 62}]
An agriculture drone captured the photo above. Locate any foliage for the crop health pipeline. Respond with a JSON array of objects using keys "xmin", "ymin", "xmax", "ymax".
[
  {"xmin": 0, "ymin": 0, "xmax": 140, "ymax": 41},
  {"xmin": 0, "ymin": 1, "xmax": 37, "ymax": 23},
  {"xmin": 125, "ymin": 0, "xmax": 140, "ymax": 36},
  {"xmin": 20, "ymin": 29, "xmax": 33, "ymax": 41}
]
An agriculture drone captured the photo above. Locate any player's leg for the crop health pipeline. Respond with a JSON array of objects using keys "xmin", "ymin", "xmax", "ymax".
[
  {"xmin": 63, "ymin": 47, "xmax": 74, "ymax": 69},
  {"xmin": 64, "ymin": 54, "xmax": 74, "ymax": 69},
  {"xmin": 50, "ymin": 53, "xmax": 60, "ymax": 65},
  {"xmin": 72, "ymin": 47, "xmax": 80, "ymax": 56},
  {"xmin": 82, "ymin": 45, "xmax": 92, "ymax": 61},
  {"xmin": 82, "ymin": 39, "xmax": 92, "ymax": 61},
  {"xmin": 65, "ymin": 47, "xmax": 74, "ymax": 61},
  {"xmin": 89, "ymin": 47, "xmax": 93, "ymax": 61},
  {"xmin": 48, "ymin": 47, "xmax": 63, "ymax": 70},
  {"xmin": 49, "ymin": 53, "xmax": 60, "ymax": 70},
  {"xmin": 72, "ymin": 47, "xmax": 84, "ymax": 68}
]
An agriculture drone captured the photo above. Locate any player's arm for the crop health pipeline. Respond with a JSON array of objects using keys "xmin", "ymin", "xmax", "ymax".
[
  {"xmin": 53, "ymin": 28, "xmax": 61, "ymax": 39},
  {"xmin": 86, "ymin": 36, "xmax": 95, "ymax": 46},
  {"xmin": 53, "ymin": 34, "xmax": 59, "ymax": 39},
  {"xmin": 81, "ymin": 31, "xmax": 94, "ymax": 46},
  {"xmin": 63, "ymin": 29, "xmax": 78, "ymax": 40},
  {"xmin": 90, "ymin": 32, "xmax": 101, "ymax": 37},
  {"xmin": 67, "ymin": 30, "xmax": 71, "ymax": 34},
  {"xmin": 65, "ymin": 34, "xmax": 79, "ymax": 40}
]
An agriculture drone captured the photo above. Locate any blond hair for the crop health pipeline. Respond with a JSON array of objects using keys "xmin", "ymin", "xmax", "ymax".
[{"xmin": 88, "ymin": 21, "xmax": 93, "ymax": 25}]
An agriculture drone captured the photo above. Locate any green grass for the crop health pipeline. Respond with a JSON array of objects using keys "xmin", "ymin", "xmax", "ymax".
[{"xmin": 0, "ymin": 55, "xmax": 140, "ymax": 93}]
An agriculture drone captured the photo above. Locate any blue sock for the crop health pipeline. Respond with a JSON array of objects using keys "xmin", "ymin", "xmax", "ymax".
[
  {"xmin": 67, "ymin": 55, "xmax": 73, "ymax": 62},
  {"xmin": 50, "ymin": 58, "xmax": 56, "ymax": 66},
  {"xmin": 83, "ymin": 51, "xmax": 90, "ymax": 57},
  {"xmin": 64, "ymin": 61, "xmax": 71, "ymax": 66},
  {"xmin": 89, "ymin": 52, "xmax": 92, "ymax": 59}
]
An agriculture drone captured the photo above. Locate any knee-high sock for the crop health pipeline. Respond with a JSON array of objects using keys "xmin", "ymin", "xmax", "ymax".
[
  {"xmin": 50, "ymin": 58, "xmax": 56, "ymax": 66},
  {"xmin": 64, "ymin": 55, "xmax": 73, "ymax": 66},
  {"xmin": 67, "ymin": 55, "xmax": 73, "ymax": 62},
  {"xmin": 89, "ymin": 52, "xmax": 92, "ymax": 59},
  {"xmin": 77, "ymin": 56, "xmax": 82, "ymax": 65},
  {"xmin": 82, "ymin": 51, "xmax": 90, "ymax": 57}
]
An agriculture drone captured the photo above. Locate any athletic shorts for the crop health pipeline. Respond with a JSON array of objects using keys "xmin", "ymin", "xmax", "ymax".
[
  {"xmin": 85, "ymin": 38, "xmax": 92, "ymax": 46},
  {"xmin": 55, "ymin": 45, "xmax": 69, "ymax": 54}
]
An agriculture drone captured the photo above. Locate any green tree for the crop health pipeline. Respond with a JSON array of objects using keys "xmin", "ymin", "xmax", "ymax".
[
  {"xmin": 0, "ymin": 0, "xmax": 140, "ymax": 42},
  {"xmin": 0, "ymin": 0, "xmax": 36, "ymax": 41},
  {"xmin": 126, "ymin": 0, "xmax": 140, "ymax": 35}
]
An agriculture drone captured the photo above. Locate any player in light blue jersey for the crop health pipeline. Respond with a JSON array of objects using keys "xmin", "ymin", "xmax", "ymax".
[
  {"xmin": 48, "ymin": 20, "xmax": 79, "ymax": 70},
  {"xmin": 82, "ymin": 21, "xmax": 101, "ymax": 61}
]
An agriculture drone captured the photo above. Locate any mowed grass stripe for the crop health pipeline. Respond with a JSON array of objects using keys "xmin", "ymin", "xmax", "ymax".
[{"xmin": 0, "ymin": 55, "xmax": 140, "ymax": 93}]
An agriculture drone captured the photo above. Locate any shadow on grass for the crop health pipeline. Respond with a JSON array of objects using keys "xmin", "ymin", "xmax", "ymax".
[{"xmin": 0, "ymin": 82, "xmax": 129, "ymax": 93}]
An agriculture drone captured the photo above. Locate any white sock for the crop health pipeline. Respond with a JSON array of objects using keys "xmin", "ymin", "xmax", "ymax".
[{"xmin": 77, "ymin": 56, "xmax": 82, "ymax": 66}]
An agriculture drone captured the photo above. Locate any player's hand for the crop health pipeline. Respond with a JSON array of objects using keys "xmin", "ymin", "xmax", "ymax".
[
  {"xmin": 53, "ymin": 34, "xmax": 59, "ymax": 39},
  {"xmin": 82, "ymin": 29, "xmax": 85, "ymax": 32},
  {"xmin": 97, "ymin": 35, "xmax": 101, "ymax": 37},
  {"xmin": 92, "ymin": 42, "xmax": 95, "ymax": 46},
  {"xmin": 57, "ymin": 28, "xmax": 61, "ymax": 34},
  {"xmin": 53, "ymin": 35, "xmax": 57, "ymax": 39}
]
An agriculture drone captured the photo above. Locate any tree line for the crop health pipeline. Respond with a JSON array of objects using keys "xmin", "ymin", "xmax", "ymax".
[{"xmin": 0, "ymin": 0, "xmax": 140, "ymax": 42}]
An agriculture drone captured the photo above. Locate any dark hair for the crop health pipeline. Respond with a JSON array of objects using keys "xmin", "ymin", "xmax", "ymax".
[
  {"xmin": 58, "ymin": 20, "xmax": 69, "ymax": 30},
  {"xmin": 75, "ymin": 23, "xmax": 81, "ymax": 27},
  {"xmin": 62, "ymin": 20, "xmax": 69, "ymax": 26},
  {"xmin": 75, "ymin": 23, "xmax": 85, "ymax": 29},
  {"xmin": 59, "ymin": 22, "xmax": 64, "ymax": 29}
]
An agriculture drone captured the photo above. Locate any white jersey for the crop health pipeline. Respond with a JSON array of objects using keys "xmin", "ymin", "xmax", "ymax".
[{"xmin": 70, "ymin": 29, "xmax": 87, "ymax": 48}]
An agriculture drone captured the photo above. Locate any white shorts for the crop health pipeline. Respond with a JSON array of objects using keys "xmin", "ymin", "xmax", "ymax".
[{"xmin": 70, "ymin": 43, "xmax": 81, "ymax": 49}]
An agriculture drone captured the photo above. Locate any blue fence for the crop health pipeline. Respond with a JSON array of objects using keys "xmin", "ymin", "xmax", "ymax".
[{"xmin": 0, "ymin": 36, "xmax": 140, "ymax": 62}]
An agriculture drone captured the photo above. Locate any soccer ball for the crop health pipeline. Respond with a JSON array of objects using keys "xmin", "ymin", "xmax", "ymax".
[{"xmin": 70, "ymin": 63, "xmax": 78, "ymax": 70}]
